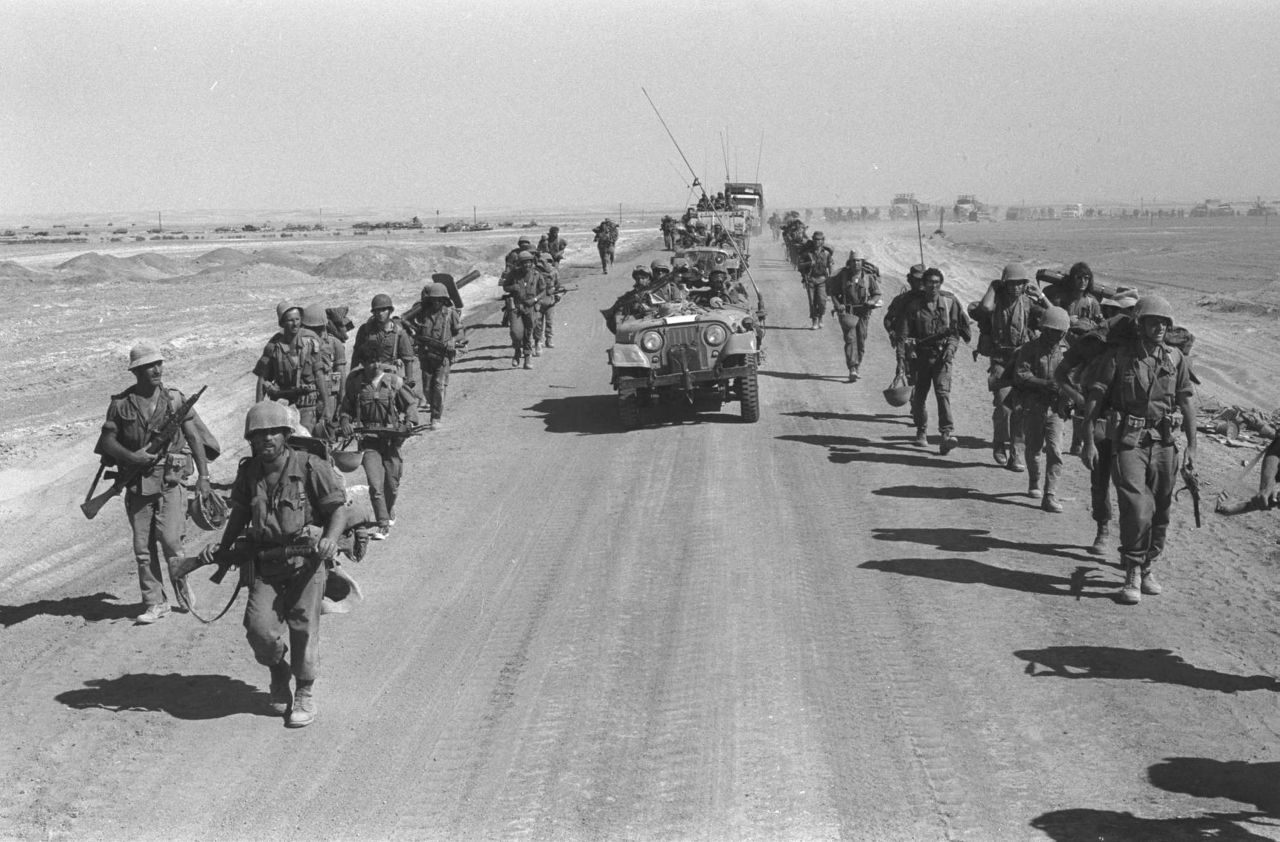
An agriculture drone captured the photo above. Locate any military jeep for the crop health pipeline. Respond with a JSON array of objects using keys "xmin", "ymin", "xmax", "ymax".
[
  {"xmin": 675, "ymin": 246, "xmax": 743, "ymax": 280},
  {"xmin": 607, "ymin": 302, "xmax": 760, "ymax": 428}
]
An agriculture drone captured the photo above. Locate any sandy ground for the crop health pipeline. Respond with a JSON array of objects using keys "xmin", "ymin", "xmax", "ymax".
[{"xmin": 1, "ymin": 221, "xmax": 1278, "ymax": 841}]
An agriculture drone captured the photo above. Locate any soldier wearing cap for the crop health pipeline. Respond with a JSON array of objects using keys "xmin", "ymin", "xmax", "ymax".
[
  {"xmin": 797, "ymin": 231, "xmax": 835, "ymax": 329},
  {"xmin": 301, "ymin": 304, "xmax": 344, "ymax": 436},
  {"xmin": 200, "ymin": 401, "xmax": 346, "ymax": 727},
  {"xmin": 97, "ymin": 343, "xmax": 212, "ymax": 624},
  {"xmin": 502, "ymin": 251, "xmax": 549, "ymax": 368},
  {"xmin": 895, "ymin": 269, "xmax": 971, "ymax": 454},
  {"xmin": 410, "ymin": 282, "xmax": 463, "ymax": 429},
  {"xmin": 1080, "ymin": 295, "xmax": 1196, "ymax": 604},
  {"xmin": 537, "ymin": 226, "xmax": 567, "ymax": 265},
  {"xmin": 977, "ymin": 263, "xmax": 1049, "ymax": 471},
  {"xmin": 352, "ymin": 294, "xmax": 417, "ymax": 398},
  {"xmin": 1012, "ymin": 306, "xmax": 1081, "ymax": 512},
  {"xmin": 255, "ymin": 303, "xmax": 330, "ymax": 434},
  {"xmin": 827, "ymin": 250, "xmax": 883, "ymax": 382}
]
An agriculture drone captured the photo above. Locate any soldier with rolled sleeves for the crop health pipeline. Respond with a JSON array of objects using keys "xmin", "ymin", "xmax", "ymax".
[
  {"xmin": 255, "ymin": 302, "xmax": 329, "ymax": 435},
  {"xmin": 885, "ymin": 264, "xmax": 925, "ymax": 384},
  {"xmin": 502, "ymin": 251, "xmax": 548, "ymax": 369},
  {"xmin": 97, "ymin": 342, "xmax": 212, "ymax": 623},
  {"xmin": 977, "ymin": 263, "xmax": 1049, "ymax": 471},
  {"xmin": 797, "ymin": 231, "xmax": 835, "ymax": 329},
  {"xmin": 352, "ymin": 294, "xmax": 417, "ymax": 400},
  {"xmin": 338, "ymin": 359, "xmax": 419, "ymax": 539},
  {"xmin": 410, "ymin": 282, "xmax": 462, "ymax": 429},
  {"xmin": 895, "ymin": 268, "xmax": 971, "ymax": 454},
  {"xmin": 198, "ymin": 401, "xmax": 346, "ymax": 727},
  {"xmin": 1011, "ymin": 306, "xmax": 1080, "ymax": 512},
  {"xmin": 1079, "ymin": 295, "xmax": 1196, "ymax": 605},
  {"xmin": 827, "ymin": 250, "xmax": 882, "ymax": 382},
  {"xmin": 537, "ymin": 226, "xmax": 567, "ymax": 265}
]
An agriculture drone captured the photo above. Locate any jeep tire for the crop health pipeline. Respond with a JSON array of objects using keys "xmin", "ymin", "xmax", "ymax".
[{"xmin": 738, "ymin": 370, "xmax": 760, "ymax": 423}]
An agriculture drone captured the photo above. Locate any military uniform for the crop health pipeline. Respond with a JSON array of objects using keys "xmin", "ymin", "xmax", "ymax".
[
  {"xmin": 254, "ymin": 330, "xmax": 327, "ymax": 431},
  {"xmin": 1057, "ymin": 331, "xmax": 1118, "ymax": 551},
  {"xmin": 412, "ymin": 302, "xmax": 462, "ymax": 424},
  {"xmin": 827, "ymin": 259, "xmax": 882, "ymax": 379},
  {"xmin": 538, "ymin": 230, "xmax": 568, "ymax": 265},
  {"xmin": 339, "ymin": 371, "xmax": 419, "ymax": 529},
  {"xmin": 896, "ymin": 284, "xmax": 970, "ymax": 447},
  {"xmin": 797, "ymin": 237, "xmax": 835, "ymax": 328},
  {"xmin": 978, "ymin": 268, "xmax": 1046, "ymax": 469},
  {"xmin": 1012, "ymin": 333, "xmax": 1070, "ymax": 509},
  {"xmin": 502, "ymin": 260, "xmax": 549, "ymax": 367},
  {"xmin": 592, "ymin": 221, "xmax": 617, "ymax": 273}
]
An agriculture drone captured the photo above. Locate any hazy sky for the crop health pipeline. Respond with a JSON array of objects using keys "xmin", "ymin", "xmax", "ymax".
[{"xmin": 4, "ymin": 0, "xmax": 1278, "ymax": 216}]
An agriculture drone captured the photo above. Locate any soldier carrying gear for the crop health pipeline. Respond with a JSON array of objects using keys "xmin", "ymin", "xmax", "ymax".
[
  {"xmin": 302, "ymin": 304, "xmax": 344, "ymax": 438},
  {"xmin": 1079, "ymin": 294, "xmax": 1197, "ymax": 605},
  {"xmin": 537, "ymin": 226, "xmax": 567, "ymax": 265},
  {"xmin": 352, "ymin": 293, "xmax": 418, "ymax": 402},
  {"xmin": 96, "ymin": 342, "xmax": 215, "ymax": 623},
  {"xmin": 255, "ymin": 303, "xmax": 330, "ymax": 435},
  {"xmin": 826, "ymin": 249, "xmax": 883, "ymax": 382},
  {"xmin": 338, "ymin": 359, "xmax": 419, "ymax": 539},
  {"xmin": 200, "ymin": 401, "xmax": 347, "ymax": 726},
  {"xmin": 798, "ymin": 231, "xmax": 835, "ymax": 329},
  {"xmin": 502, "ymin": 251, "xmax": 548, "ymax": 368},
  {"xmin": 1011, "ymin": 305, "xmax": 1079, "ymax": 513},
  {"xmin": 895, "ymin": 269, "xmax": 972, "ymax": 454},
  {"xmin": 409, "ymin": 282, "xmax": 462, "ymax": 429},
  {"xmin": 592, "ymin": 219, "xmax": 618, "ymax": 274}
]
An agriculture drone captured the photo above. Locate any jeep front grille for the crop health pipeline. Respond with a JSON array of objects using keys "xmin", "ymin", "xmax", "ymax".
[{"xmin": 660, "ymin": 325, "xmax": 709, "ymax": 372}]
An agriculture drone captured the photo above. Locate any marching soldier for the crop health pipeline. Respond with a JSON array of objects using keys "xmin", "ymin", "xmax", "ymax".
[
  {"xmin": 537, "ymin": 226, "xmax": 567, "ymax": 265},
  {"xmin": 199, "ymin": 401, "xmax": 346, "ymax": 726},
  {"xmin": 301, "ymin": 304, "xmax": 344, "ymax": 437},
  {"xmin": 797, "ymin": 231, "xmax": 835, "ymax": 330},
  {"xmin": 660, "ymin": 215, "xmax": 678, "ymax": 250},
  {"xmin": 1080, "ymin": 295, "xmax": 1196, "ymax": 604},
  {"xmin": 96, "ymin": 343, "xmax": 212, "ymax": 623},
  {"xmin": 255, "ymin": 302, "xmax": 329, "ymax": 435},
  {"xmin": 1045, "ymin": 262, "xmax": 1104, "ymax": 455},
  {"xmin": 977, "ymin": 263, "xmax": 1049, "ymax": 471},
  {"xmin": 592, "ymin": 219, "xmax": 617, "ymax": 274},
  {"xmin": 827, "ymin": 250, "xmax": 882, "ymax": 382},
  {"xmin": 352, "ymin": 294, "xmax": 417, "ymax": 399},
  {"xmin": 885, "ymin": 264, "xmax": 925, "ymax": 382},
  {"xmin": 1011, "ymin": 306, "xmax": 1079, "ymax": 512},
  {"xmin": 339, "ymin": 359, "xmax": 420, "ymax": 539},
  {"xmin": 502, "ymin": 251, "xmax": 549, "ymax": 369},
  {"xmin": 409, "ymin": 283, "xmax": 463, "ymax": 430},
  {"xmin": 895, "ymin": 268, "xmax": 971, "ymax": 454}
]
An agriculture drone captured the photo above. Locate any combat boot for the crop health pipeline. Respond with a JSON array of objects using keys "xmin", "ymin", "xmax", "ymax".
[
  {"xmin": 1041, "ymin": 474, "xmax": 1063, "ymax": 512},
  {"xmin": 511, "ymin": 352, "xmax": 521, "ymax": 367},
  {"xmin": 1119, "ymin": 565, "xmax": 1142, "ymax": 605},
  {"xmin": 268, "ymin": 661, "xmax": 292, "ymax": 717},
  {"xmin": 1041, "ymin": 494, "xmax": 1064, "ymax": 513},
  {"xmin": 532, "ymin": 340, "xmax": 542, "ymax": 357},
  {"xmin": 1088, "ymin": 522, "xmax": 1110, "ymax": 556},
  {"xmin": 914, "ymin": 429, "xmax": 928, "ymax": 448},
  {"xmin": 287, "ymin": 681, "xmax": 316, "ymax": 728},
  {"xmin": 1006, "ymin": 450, "xmax": 1025, "ymax": 473},
  {"xmin": 523, "ymin": 355, "xmax": 533, "ymax": 370},
  {"xmin": 1140, "ymin": 565, "xmax": 1163, "ymax": 595},
  {"xmin": 993, "ymin": 447, "xmax": 1009, "ymax": 467},
  {"xmin": 939, "ymin": 434, "xmax": 957, "ymax": 456}
]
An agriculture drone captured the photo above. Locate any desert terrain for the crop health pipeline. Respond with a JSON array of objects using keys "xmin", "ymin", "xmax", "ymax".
[{"xmin": 1, "ymin": 216, "xmax": 1278, "ymax": 841}]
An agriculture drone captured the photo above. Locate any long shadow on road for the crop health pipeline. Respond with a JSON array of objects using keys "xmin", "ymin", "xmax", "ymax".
[
  {"xmin": 1149, "ymin": 757, "xmax": 1280, "ymax": 814},
  {"xmin": 779, "ymin": 433, "xmax": 990, "ymax": 469},
  {"xmin": 872, "ymin": 526, "xmax": 1099, "ymax": 563},
  {"xmin": 55, "ymin": 673, "xmax": 277, "ymax": 720},
  {"xmin": 1031, "ymin": 808, "xmax": 1272, "ymax": 841},
  {"xmin": 873, "ymin": 484, "xmax": 1043, "ymax": 510},
  {"xmin": 0, "ymin": 592, "xmax": 136, "ymax": 628},
  {"xmin": 1013, "ymin": 646, "xmax": 1280, "ymax": 694},
  {"xmin": 860, "ymin": 557, "xmax": 1112, "ymax": 600}
]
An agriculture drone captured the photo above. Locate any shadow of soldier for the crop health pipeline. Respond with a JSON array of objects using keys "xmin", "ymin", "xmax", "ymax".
[
  {"xmin": 1149, "ymin": 757, "xmax": 1280, "ymax": 816},
  {"xmin": 1012, "ymin": 647, "xmax": 1280, "ymax": 694},
  {"xmin": 55, "ymin": 673, "xmax": 276, "ymax": 720},
  {"xmin": 872, "ymin": 527, "xmax": 1099, "ymax": 563},
  {"xmin": 1030, "ymin": 807, "xmax": 1272, "ymax": 841},
  {"xmin": 872, "ymin": 484, "xmax": 1042, "ymax": 510},
  {"xmin": 860, "ymin": 558, "xmax": 1112, "ymax": 600},
  {"xmin": 778, "ymin": 435, "xmax": 989, "ymax": 470},
  {"xmin": 783, "ymin": 410, "xmax": 913, "ymax": 426},
  {"xmin": 0, "ymin": 592, "xmax": 137, "ymax": 628},
  {"xmin": 524, "ymin": 394, "xmax": 633, "ymax": 436}
]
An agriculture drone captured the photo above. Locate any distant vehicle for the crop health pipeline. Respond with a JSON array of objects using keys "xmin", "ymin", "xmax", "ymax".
[
  {"xmin": 1060, "ymin": 203, "xmax": 1083, "ymax": 219},
  {"xmin": 889, "ymin": 193, "xmax": 923, "ymax": 219},
  {"xmin": 1247, "ymin": 199, "xmax": 1278, "ymax": 216},
  {"xmin": 1191, "ymin": 199, "xmax": 1234, "ymax": 217},
  {"xmin": 438, "ymin": 220, "xmax": 492, "ymax": 232},
  {"xmin": 675, "ymin": 246, "xmax": 742, "ymax": 279},
  {"xmin": 724, "ymin": 182, "xmax": 764, "ymax": 234}
]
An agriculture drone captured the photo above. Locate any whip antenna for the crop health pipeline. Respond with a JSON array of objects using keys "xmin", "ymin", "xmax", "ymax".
[{"xmin": 914, "ymin": 203, "xmax": 925, "ymax": 267}]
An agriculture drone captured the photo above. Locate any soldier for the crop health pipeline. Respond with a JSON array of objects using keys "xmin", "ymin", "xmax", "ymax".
[
  {"xmin": 504, "ymin": 237, "xmax": 533, "ymax": 278},
  {"xmin": 767, "ymin": 212, "xmax": 782, "ymax": 241},
  {"xmin": 352, "ymin": 294, "xmax": 417, "ymax": 400},
  {"xmin": 602, "ymin": 265, "xmax": 653, "ymax": 333},
  {"xmin": 895, "ymin": 268, "xmax": 971, "ymax": 454},
  {"xmin": 1046, "ymin": 262, "xmax": 1103, "ymax": 330},
  {"xmin": 409, "ymin": 283, "xmax": 463, "ymax": 430},
  {"xmin": 254, "ymin": 302, "xmax": 329, "ymax": 435},
  {"xmin": 502, "ymin": 251, "xmax": 548, "ymax": 369},
  {"xmin": 301, "ymin": 304, "xmax": 344, "ymax": 438},
  {"xmin": 660, "ymin": 215, "xmax": 678, "ymax": 251},
  {"xmin": 710, "ymin": 223, "xmax": 733, "ymax": 248},
  {"xmin": 324, "ymin": 307, "xmax": 352, "ymax": 428},
  {"xmin": 338, "ymin": 358, "xmax": 419, "ymax": 539},
  {"xmin": 1054, "ymin": 323, "xmax": 1118, "ymax": 553},
  {"xmin": 649, "ymin": 258, "xmax": 671, "ymax": 283},
  {"xmin": 1080, "ymin": 295, "xmax": 1196, "ymax": 604},
  {"xmin": 827, "ymin": 250, "xmax": 882, "ymax": 382},
  {"xmin": 797, "ymin": 231, "xmax": 835, "ymax": 330},
  {"xmin": 592, "ymin": 219, "xmax": 617, "ymax": 274},
  {"xmin": 885, "ymin": 264, "xmax": 925, "ymax": 349},
  {"xmin": 97, "ymin": 343, "xmax": 212, "ymax": 623},
  {"xmin": 199, "ymin": 401, "xmax": 346, "ymax": 726},
  {"xmin": 534, "ymin": 251, "xmax": 564, "ymax": 352},
  {"xmin": 977, "ymin": 263, "xmax": 1049, "ymax": 471},
  {"xmin": 537, "ymin": 226, "xmax": 567, "ymax": 266},
  {"xmin": 1012, "ymin": 306, "xmax": 1080, "ymax": 512}
]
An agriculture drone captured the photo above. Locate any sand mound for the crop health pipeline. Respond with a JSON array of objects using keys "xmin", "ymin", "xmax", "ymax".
[
  {"xmin": 0, "ymin": 261, "xmax": 45, "ymax": 281},
  {"xmin": 195, "ymin": 247, "xmax": 251, "ymax": 266},
  {"xmin": 313, "ymin": 246, "xmax": 418, "ymax": 281},
  {"xmin": 246, "ymin": 250, "xmax": 317, "ymax": 273},
  {"xmin": 125, "ymin": 253, "xmax": 183, "ymax": 274}
]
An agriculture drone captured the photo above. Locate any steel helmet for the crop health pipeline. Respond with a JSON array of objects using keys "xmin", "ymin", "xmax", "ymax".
[
  {"xmin": 1133, "ymin": 294, "xmax": 1175, "ymax": 323},
  {"xmin": 632, "ymin": 264, "xmax": 651, "ymax": 278},
  {"xmin": 548, "ymin": 226, "xmax": 559, "ymax": 234},
  {"xmin": 1000, "ymin": 263, "xmax": 1030, "ymax": 283},
  {"xmin": 649, "ymin": 259, "xmax": 668, "ymax": 275},
  {"xmin": 188, "ymin": 488, "xmax": 229, "ymax": 531},
  {"xmin": 128, "ymin": 341, "xmax": 163, "ymax": 370},
  {"xmin": 422, "ymin": 283, "xmax": 450, "ymax": 299},
  {"xmin": 301, "ymin": 304, "xmax": 326, "ymax": 328},
  {"xmin": 276, "ymin": 301, "xmax": 301, "ymax": 325},
  {"xmin": 370, "ymin": 293, "xmax": 393, "ymax": 312},
  {"xmin": 517, "ymin": 250, "xmax": 536, "ymax": 263},
  {"xmin": 883, "ymin": 383, "xmax": 912, "ymax": 407},
  {"xmin": 517, "ymin": 237, "xmax": 531, "ymax": 246},
  {"xmin": 672, "ymin": 256, "xmax": 690, "ymax": 269},
  {"xmin": 1040, "ymin": 306, "xmax": 1070, "ymax": 332},
  {"xmin": 243, "ymin": 400, "xmax": 293, "ymax": 439}
]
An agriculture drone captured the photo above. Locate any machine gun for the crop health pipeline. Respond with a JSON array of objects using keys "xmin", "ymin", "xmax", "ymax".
[
  {"xmin": 81, "ymin": 386, "xmax": 207, "ymax": 520},
  {"xmin": 1176, "ymin": 464, "xmax": 1203, "ymax": 528},
  {"xmin": 171, "ymin": 535, "xmax": 321, "ymax": 623}
]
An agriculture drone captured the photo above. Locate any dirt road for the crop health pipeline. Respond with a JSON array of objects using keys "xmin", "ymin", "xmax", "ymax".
[{"xmin": 2, "ymin": 236, "xmax": 1278, "ymax": 841}]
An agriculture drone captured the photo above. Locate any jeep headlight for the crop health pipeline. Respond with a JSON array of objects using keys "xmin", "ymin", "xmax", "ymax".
[
  {"xmin": 703, "ymin": 324, "xmax": 728, "ymax": 347},
  {"xmin": 639, "ymin": 330, "xmax": 664, "ymax": 352}
]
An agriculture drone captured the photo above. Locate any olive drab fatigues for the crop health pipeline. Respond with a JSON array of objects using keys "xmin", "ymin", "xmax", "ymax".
[
  {"xmin": 896, "ymin": 293, "xmax": 971, "ymax": 436},
  {"xmin": 413, "ymin": 305, "xmax": 462, "ymax": 422},
  {"xmin": 797, "ymin": 243, "xmax": 834, "ymax": 322},
  {"xmin": 316, "ymin": 330, "xmax": 347, "ymax": 432},
  {"xmin": 987, "ymin": 292, "xmax": 1043, "ymax": 458},
  {"xmin": 1061, "ymin": 340, "xmax": 1116, "ymax": 525},
  {"xmin": 538, "ymin": 234, "xmax": 567, "ymax": 266},
  {"xmin": 231, "ymin": 448, "xmax": 345, "ymax": 682},
  {"xmin": 353, "ymin": 319, "xmax": 415, "ymax": 381},
  {"xmin": 827, "ymin": 266, "xmax": 881, "ymax": 373},
  {"xmin": 254, "ymin": 332, "xmax": 326, "ymax": 432},
  {"xmin": 1012, "ymin": 338, "xmax": 1069, "ymax": 498},
  {"xmin": 1089, "ymin": 341, "xmax": 1194, "ymax": 572},
  {"xmin": 502, "ymin": 268, "xmax": 549, "ymax": 360},
  {"xmin": 340, "ymin": 373, "xmax": 419, "ymax": 525},
  {"xmin": 101, "ymin": 386, "xmax": 195, "ymax": 606}
]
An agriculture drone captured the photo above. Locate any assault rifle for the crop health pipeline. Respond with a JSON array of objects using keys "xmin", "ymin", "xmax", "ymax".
[
  {"xmin": 81, "ymin": 386, "xmax": 207, "ymax": 520},
  {"xmin": 351, "ymin": 424, "xmax": 430, "ymax": 439},
  {"xmin": 266, "ymin": 384, "xmax": 316, "ymax": 402}
]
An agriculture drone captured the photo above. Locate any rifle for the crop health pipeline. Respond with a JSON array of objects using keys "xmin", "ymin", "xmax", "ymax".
[
  {"xmin": 174, "ymin": 535, "xmax": 320, "ymax": 623},
  {"xmin": 351, "ymin": 424, "xmax": 429, "ymax": 439},
  {"xmin": 81, "ymin": 385, "xmax": 207, "ymax": 520},
  {"xmin": 1176, "ymin": 464, "xmax": 1203, "ymax": 528},
  {"xmin": 266, "ymin": 384, "xmax": 316, "ymax": 402}
]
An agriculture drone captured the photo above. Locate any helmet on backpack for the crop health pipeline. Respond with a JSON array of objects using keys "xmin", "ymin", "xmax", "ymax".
[{"xmin": 1040, "ymin": 306, "xmax": 1070, "ymax": 332}]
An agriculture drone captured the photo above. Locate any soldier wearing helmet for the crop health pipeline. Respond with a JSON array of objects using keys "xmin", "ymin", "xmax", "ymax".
[
  {"xmin": 1079, "ymin": 294, "xmax": 1196, "ymax": 604},
  {"xmin": 352, "ymin": 293, "xmax": 417, "ymax": 401},
  {"xmin": 649, "ymin": 258, "xmax": 671, "ymax": 282},
  {"xmin": 96, "ymin": 342, "xmax": 214, "ymax": 623},
  {"xmin": 1011, "ymin": 306, "xmax": 1081, "ymax": 512},
  {"xmin": 895, "ymin": 268, "xmax": 971, "ymax": 454},
  {"xmin": 537, "ymin": 226, "xmax": 567, "ymax": 266},
  {"xmin": 592, "ymin": 219, "xmax": 618, "ymax": 274},
  {"xmin": 826, "ymin": 249, "xmax": 883, "ymax": 382},
  {"xmin": 533, "ymin": 251, "xmax": 565, "ymax": 353},
  {"xmin": 660, "ymin": 215, "xmax": 678, "ymax": 251},
  {"xmin": 885, "ymin": 264, "xmax": 926, "ymax": 353},
  {"xmin": 200, "ymin": 400, "xmax": 347, "ymax": 727},
  {"xmin": 502, "ymin": 251, "xmax": 549, "ymax": 369},
  {"xmin": 338, "ymin": 357, "xmax": 420, "ymax": 539},
  {"xmin": 302, "ymin": 304, "xmax": 344, "ymax": 436},
  {"xmin": 410, "ymin": 282, "xmax": 463, "ymax": 429},
  {"xmin": 797, "ymin": 231, "xmax": 835, "ymax": 329},
  {"xmin": 976, "ymin": 263, "xmax": 1051, "ymax": 471},
  {"xmin": 254, "ymin": 302, "xmax": 329, "ymax": 435},
  {"xmin": 601, "ymin": 265, "xmax": 652, "ymax": 334}
]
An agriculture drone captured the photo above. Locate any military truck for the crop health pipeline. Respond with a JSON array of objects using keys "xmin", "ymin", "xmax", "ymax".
[
  {"xmin": 725, "ymin": 182, "xmax": 764, "ymax": 234},
  {"xmin": 607, "ymin": 296, "xmax": 761, "ymax": 427}
]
